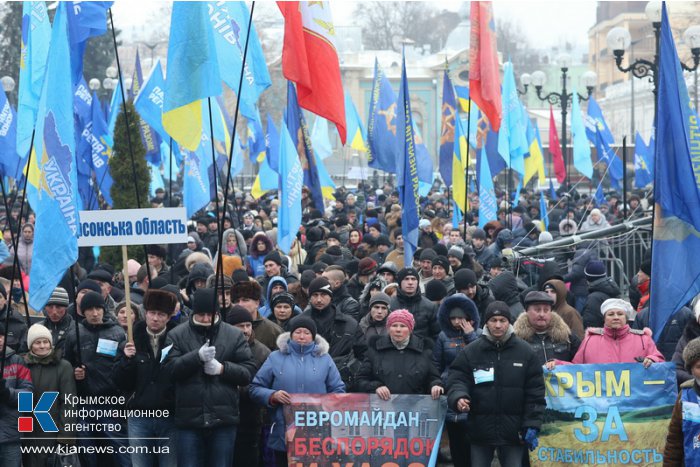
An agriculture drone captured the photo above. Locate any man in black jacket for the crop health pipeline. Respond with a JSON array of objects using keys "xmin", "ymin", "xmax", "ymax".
[
  {"xmin": 113, "ymin": 289, "xmax": 179, "ymax": 467},
  {"xmin": 323, "ymin": 266, "xmax": 361, "ymax": 321},
  {"xmin": 164, "ymin": 288, "xmax": 256, "ymax": 467},
  {"xmin": 302, "ymin": 277, "xmax": 367, "ymax": 390},
  {"xmin": 448, "ymin": 301, "xmax": 545, "ymax": 467},
  {"xmin": 389, "ymin": 268, "xmax": 440, "ymax": 344},
  {"xmin": 581, "ymin": 262, "xmax": 621, "ymax": 329},
  {"xmin": 40, "ymin": 287, "xmax": 73, "ymax": 357}
]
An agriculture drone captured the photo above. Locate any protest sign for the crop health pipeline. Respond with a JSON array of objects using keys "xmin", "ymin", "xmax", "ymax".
[{"xmin": 77, "ymin": 207, "xmax": 187, "ymax": 246}]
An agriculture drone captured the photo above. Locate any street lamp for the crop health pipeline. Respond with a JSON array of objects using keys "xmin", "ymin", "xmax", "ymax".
[
  {"xmin": 88, "ymin": 78, "xmax": 101, "ymax": 91},
  {"xmin": 0, "ymin": 76, "xmax": 15, "ymax": 93},
  {"xmin": 529, "ymin": 54, "xmax": 596, "ymax": 184},
  {"xmin": 518, "ymin": 73, "xmax": 531, "ymax": 95}
]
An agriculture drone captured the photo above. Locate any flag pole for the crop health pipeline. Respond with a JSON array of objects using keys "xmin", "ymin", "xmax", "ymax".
[
  {"xmin": 217, "ymin": 2, "xmax": 256, "ymax": 275},
  {"xmin": 623, "ymin": 136, "xmax": 628, "ymax": 220},
  {"xmin": 206, "ymin": 98, "xmax": 225, "ymax": 313},
  {"xmin": 462, "ymin": 106, "xmax": 473, "ymax": 243},
  {"xmin": 108, "ymin": 9, "xmax": 152, "ymax": 286}
]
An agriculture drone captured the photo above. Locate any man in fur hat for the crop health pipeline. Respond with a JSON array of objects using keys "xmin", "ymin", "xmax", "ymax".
[
  {"xmin": 230, "ymin": 280, "xmax": 283, "ymax": 351},
  {"xmin": 114, "ymin": 288, "xmax": 180, "ymax": 466}
]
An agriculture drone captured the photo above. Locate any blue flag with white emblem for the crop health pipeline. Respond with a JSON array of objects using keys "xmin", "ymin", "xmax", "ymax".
[
  {"xmin": 134, "ymin": 60, "xmax": 168, "ymax": 143},
  {"xmin": 650, "ymin": 3, "xmax": 700, "ymax": 340},
  {"xmin": 634, "ymin": 132, "xmax": 654, "ymax": 188},
  {"xmin": 497, "ymin": 62, "xmax": 527, "ymax": 175},
  {"xmin": 585, "ymin": 97, "xmax": 623, "ymax": 189},
  {"xmin": 540, "ymin": 191, "xmax": 549, "ymax": 230},
  {"xmin": 89, "ymin": 91, "xmax": 113, "ymax": 206},
  {"xmin": 571, "ymin": 90, "xmax": 593, "ymax": 179},
  {"xmin": 478, "ymin": 145, "xmax": 497, "ymax": 227},
  {"xmin": 0, "ymin": 90, "xmax": 21, "ymax": 179},
  {"xmin": 367, "ymin": 59, "xmax": 399, "ymax": 174},
  {"xmin": 66, "ymin": 1, "xmax": 113, "ymax": 84},
  {"xmin": 396, "ymin": 55, "xmax": 420, "ymax": 266},
  {"xmin": 278, "ymin": 119, "xmax": 303, "ymax": 254},
  {"xmin": 26, "ymin": 3, "xmax": 80, "ymax": 310}
]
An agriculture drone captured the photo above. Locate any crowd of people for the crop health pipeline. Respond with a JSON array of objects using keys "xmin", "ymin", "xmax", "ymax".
[{"xmin": 1, "ymin": 179, "xmax": 697, "ymax": 467}]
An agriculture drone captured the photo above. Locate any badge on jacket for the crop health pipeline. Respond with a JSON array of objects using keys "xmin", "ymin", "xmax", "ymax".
[{"xmin": 473, "ymin": 367, "xmax": 494, "ymax": 384}]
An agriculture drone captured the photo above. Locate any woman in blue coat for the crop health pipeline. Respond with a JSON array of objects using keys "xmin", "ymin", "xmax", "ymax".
[{"xmin": 250, "ymin": 315, "xmax": 345, "ymax": 467}]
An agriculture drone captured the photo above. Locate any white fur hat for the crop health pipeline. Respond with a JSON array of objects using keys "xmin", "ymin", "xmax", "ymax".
[
  {"xmin": 600, "ymin": 298, "xmax": 636, "ymax": 320},
  {"xmin": 27, "ymin": 324, "xmax": 53, "ymax": 349}
]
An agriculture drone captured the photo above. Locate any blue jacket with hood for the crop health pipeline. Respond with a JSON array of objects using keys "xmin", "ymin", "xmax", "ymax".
[{"xmin": 258, "ymin": 276, "xmax": 303, "ymax": 319}]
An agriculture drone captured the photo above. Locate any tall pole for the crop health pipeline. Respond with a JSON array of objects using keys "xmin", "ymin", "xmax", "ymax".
[
  {"xmin": 560, "ymin": 67, "xmax": 569, "ymax": 187},
  {"xmin": 623, "ymin": 136, "xmax": 628, "ymax": 220}
]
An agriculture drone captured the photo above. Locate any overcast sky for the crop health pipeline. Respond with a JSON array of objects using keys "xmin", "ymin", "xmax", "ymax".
[{"xmin": 112, "ymin": 1, "xmax": 598, "ymax": 50}]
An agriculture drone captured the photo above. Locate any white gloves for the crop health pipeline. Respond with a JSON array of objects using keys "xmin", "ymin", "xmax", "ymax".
[
  {"xmin": 204, "ymin": 359, "xmax": 223, "ymax": 375},
  {"xmin": 198, "ymin": 342, "xmax": 216, "ymax": 362}
]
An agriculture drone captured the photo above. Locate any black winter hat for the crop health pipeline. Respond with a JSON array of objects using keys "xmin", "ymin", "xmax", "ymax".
[
  {"xmin": 264, "ymin": 251, "xmax": 282, "ymax": 266},
  {"xmin": 483, "ymin": 301, "xmax": 513, "ymax": 324},
  {"xmin": 146, "ymin": 244, "xmax": 167, "ymax": 259},
  {"xmin": 300, "ymin": 270, "xmax": 316, "ymax": 289},
  {"xmin": 432, "ymin": 256, "xmax": 450, "ymax": 272},
  {"xmin": 81, "ymin": 291, "xmax": 105, "ymax": 311},
  {"xmin": 420, "ymin": 248, "xmax": 437, "ymax": 262},
  {"xmin": 397, "ymin": 267, "xmax": 420, "ymax": 283},
  {"xmin": 88, "ymin": 269, "xmax": 113, "ymax": 285},
  {"xmin": 226, "ymin": 305, "xmax": 253, "ymax": 326},
  {"xmin": 271, "ymin": 292, "xmax": 295, "ymax": 309},
  {"xmin": 192, "ymin": 288, "xmax": 219, "ymax": 315},
  {"xmin": 289, "ymin": 315, "xmax": 317, "ymax": 340},
  {"xmin": 308, "ymin": 277, "xmax": 333, "ymax": 297},
  {"xmin": 425, "ymin": 280, "xmax": 448, "ymax": 301},
  {"xmin": 454, "ymin": 269, "xmax": 477, "ymax": 290}
]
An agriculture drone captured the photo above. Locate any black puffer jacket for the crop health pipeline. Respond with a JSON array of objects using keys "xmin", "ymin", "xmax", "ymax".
[
  {"xmin": 488, "ymin": 272, "xmax": 525, "ymax": 319},
  {"xmin": 582, "ymin": 277, "xmax": 621, "ymax": 329},
  {"xmin": 164, "ymin": 316, "xmax": 256, "ymax": 429},
  {"xmin": 471, "ymin": 284, "xmax": 495, "ymax": 324},
  {"xmin": 0, "ymin": 306, "xmax": 27, "ymax": 352},
  {"xmin": 447, "ymin": 327, "xmax": 545, "ymax": 446},
  {"xmin": 41, "ymin": 314, "xmax": 74, "ymax": 357},
  {"xmin": 513, "ymin": 312, "xmax": 581, "ymax": 365},
  {"xmin": 672, "ymin": 319, "xmax": 700, "ymax": 386},
  {"xmin": 63, "ymin": 316, "xmax": 126, "ymax": 397},
  {"xmin": 634, "ymin": 304, "xmax": 693, "ymax": 362},
  {"xmin": 390, "ymin": 289, "xmax": 440, "ymax": 344},
  {"xmin": 112, "ymin": 320, "xmax": 178, "ymax": 410},
  {"xmin": 302, "ymin": 305, "xmax": 367, "ymax": 361},
  {"xmin": 356, "ymin": 335, "xmax": 442, "ymax": 395}
]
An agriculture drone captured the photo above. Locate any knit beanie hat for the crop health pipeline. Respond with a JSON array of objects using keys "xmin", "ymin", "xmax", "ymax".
[
  {"xmin": 432, "ymin": 256, "xmax": 450, "ymax": 272},
  {"xmin": 397, "ymin": 267, "xmax": 420, "ymax": 283},
  {"xmin": 420, "ymin": 248, "xmax": 437, "ymax": 262},
  {"xmin": 483, "ymin": 301, "xmax": 513, "ymax": 324},
  {"xmin": 289, "ymin": 315, "xmax": 317, "ymax": 340},
  {"xmin": 472, "ymin": 228, "xmax": 487, "ymax": 240},
  {"xmin": 358, "ymin": 257, "xmax": 378, "ymax": 276},
  {"xmin": 387, "ymin": 309, "xmax": 415, "ymax": 333},
  {"xmin": 369, "ymin": 292, "xmax": 391, "ymax": 308},
  {"xmin": 308, "ymin": 277, "xmax": 333, "ymax": 297},
  {"xmin": 447, "ymin": 246, "xmax": 464, "ymax": 260},
  {"xmin": 584, "ymin": 260, "xmax": 606, "ymax": 280},
  {"xmin": 192, "ymin": 288, "xmax": 220, "ymax": 315},
  {"xmin": 46, "ymin": 287, "xmax": 70, "ymax": 307},
  {"xmin": 425, "ymin": 280, "xmax": 448, "ymax": 302},
  {"xmin": 27, "ymin": 324, "xmax": 53, "ymax": 349},
  {"xmin": 226, "ymin": 305, "xmax": 253, "ymax": 326},
  {"xmin": 270, "ymin": 292, "xmax": 295, "ymax": 309},
  {"xmin": 454, "ymin": 269, "xmax": 477, "ymax": 291},
  {"xmin": 81, "ymin": 291, "xmax": 105, "ymax": 311},
  {"xmin": 264, "ymin": 251, "xmax": 282, "ymax": 265},
  {"xmin": 684, "ymin": 337, "xmax": 700, "ymax": 370},
  {"xmin": 77, "ymin": 279, "xmax": 102, "ymax": 295}
]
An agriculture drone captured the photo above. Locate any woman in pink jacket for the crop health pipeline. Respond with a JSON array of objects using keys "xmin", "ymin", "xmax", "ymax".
[{"xmin": 571, "ymin": 298, "xmax": 665, "ymax": 367}]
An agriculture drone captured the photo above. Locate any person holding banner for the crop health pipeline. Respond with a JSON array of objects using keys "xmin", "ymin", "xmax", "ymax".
[
  {"xmin": 249, "ymin": 315, "xmax": 345, "ymax": 467},
  {"xmin": 447, "ymin": 301, "xmax": 545, "ymax": 467},
  {"xmin": 664, "ymin": 336, "xmax": 700, "ymax": 465},
  {"xmin": 572, "ymin": 298, "xmax": 664, "ymax": 366}
]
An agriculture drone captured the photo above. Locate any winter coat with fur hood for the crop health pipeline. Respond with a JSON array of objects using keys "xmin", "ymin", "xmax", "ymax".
[
  {"xmin": 513, "ymin": 312, "xmax": 581, "ymax": 365},
  {"xmin": 543, "ymin": 279, "xmax": 584, "ymax": 340},
  {"xmin": 249, "ymin": 333, "xmax": 345, "ymax": 452},
  {"xmin": 433, "ymin": 294, "xmax": 481, "ymax": 381}
]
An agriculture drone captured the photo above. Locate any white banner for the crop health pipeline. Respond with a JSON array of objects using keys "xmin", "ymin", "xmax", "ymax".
[{"xmin": 77, "ymin": 208, "xmax": 188, "ymax": 246}]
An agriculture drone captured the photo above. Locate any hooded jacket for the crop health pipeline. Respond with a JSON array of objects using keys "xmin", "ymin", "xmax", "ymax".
[
  {"xmin": 434, "ymin": 294, "xmax": 480, "ymax": 381},
  {"xmin": 672, "ymin": 319, "xmax": 700, "ymax": 387},
  {"xmin": 543, "ymin": 279, "xmax": 584, "ymax": 339},
  {"xmin": 513, "ymin": 312, "xmax": 581, "ymax": 365},
  {"xmin": 572, "ymin": 325, "xmax": 665, "ymax": 364},
  {"xmin": 247, "ymin": 233, "xmax": 274, "ymax": 277},
  {"xmin": 63, "ymin": 315, "xmax": 126, "ymax": 397},
  {"xmin": 488, "ymin": 272, "xmax": 525, "ymax": 318},
  {"xmin": 356, "ymin": 334, "xmax": 442, "ymax": 396},
  {"xmin": 258, "ymin": 276, "xmax": 303, "ymax": 319},
  {"xmin": 582, "ymin": 277, "xmax": 621, "ymax": 329},
  {"xmin": 164, "ymin": 315, "xmax": 256, "ymax": 429},
  {"xmin": 221, "ymin": 228, "xmax": 248, "ymax": 257},
  {"xmin": 446, "ymin": 325, "xmax": 545, "ymax": 446},
  {"xmin": 249, "ymin": 333, "xmax": 345, "ymax": 452}
]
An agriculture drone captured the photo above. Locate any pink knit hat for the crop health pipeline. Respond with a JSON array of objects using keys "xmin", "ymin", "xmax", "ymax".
[{"xmin": 386, "ymin": 309, "xmax": 415, "ymax": 333}]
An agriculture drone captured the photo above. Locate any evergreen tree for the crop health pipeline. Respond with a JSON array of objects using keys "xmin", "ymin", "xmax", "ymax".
[{"xmin": 101, "ymin": 101, "xmax": 150, "ymax": 269}]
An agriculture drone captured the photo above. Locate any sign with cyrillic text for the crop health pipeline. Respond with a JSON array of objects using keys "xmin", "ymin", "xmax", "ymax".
[
  {"xmin": 77, "ymin": 208, "xmax": 188, "ymax": 246},
  {"xmin": 284, "ymin": 394, "xmax": 446, "ymax": 467},
  {"xmin": 535, "ymin": 362, "xmax": 675, "ymax": 466}
]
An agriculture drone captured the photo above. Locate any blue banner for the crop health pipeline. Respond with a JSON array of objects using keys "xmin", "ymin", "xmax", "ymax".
[{"xmin": 367, "ymin": 59, "xmax": 399, "ymax": 174}]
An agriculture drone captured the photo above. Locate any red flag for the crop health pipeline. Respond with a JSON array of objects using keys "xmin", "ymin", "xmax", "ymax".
[
  {"xmin": 469, "ymin": 2, "xmax": 501, "ymax": 132},
  {"xmin": 278, "ymin": 1, "xmax": 346, "ymax": 144},
  {"xmin": 549, "ymin": 106, "xmax": 566, "ymax": 183}
]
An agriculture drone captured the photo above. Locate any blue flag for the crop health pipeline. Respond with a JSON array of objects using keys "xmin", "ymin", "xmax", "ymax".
[
  {"xmin": 634, "ymin": 132, "xmax": 654, "ymax": 188},
  {"xmin": 26, "ymin": 3, "xmax": 80, "ymax": 310},
  {"xmin": 585, "ymin": 97, "xmax": 623, "ymax": 189},
  {"xmin": 511, "ymin": 179, "xmax": 522, "ymax": 208},
  {"xmin": 594, "ymin": 182, "xmax": 606, "ymax": 206},
  {"xmin": 131, "ymin": 52, "xmax": 161, "ymax": 164},
  {"xmin": 208, "ymin": 1, "xmax": 271, "ymax": 120},
  {"xmin": 478, "ymin": 145, "xmax": 497, "ymax": 227},
  {"xmin": 0, "ymin": 90, "xmax": 20, "ymax": 178},
  {"xmin": 247, "ymin": 110, "xmax": 266, "ymax": 163},
  {"xmin": 66, "ymin": 1, "xmax": 113, "ymax": 84},
  {"xmin": 549, "ymin": 179, "xmax": 558, "ymax": 201},
  {"xmin": 89, "ymin": 91, "xmax": 113, "ymax": 207},
  {"xmin": 148, "ymin": 163, "xmax": 164, "ymax": 197},
  {"xmin": 17, "ymin": 1, "xmax": 51, "ymax": 159},
  {"xmin": 651, "ymin": 3, "xmax": 700, "ymax": 339},
  {"xmin": 277, "ymin": 120, "xmax": 304, "ymax": 254},
  {"xmin": 439, "ymin": 70, "xmax": 457, "ymax": 184},
  {"xmin": 266, "ymin": 113, "xmax": 280, "ymax": 173},
  {"xmin": 540, "ymin": 191, "xmax": 549, "ymax": 230},
  {"xmin": 497, "ymin": 62, "xmax": 528, "ymax": 175},
  {"xmin": 286, "ymin": 82, "xmax": 325, "ymax": 211},
  {"xmin": 571, "ymin": 90, "xmax": 593, "ymax": 178},
  {"xmin": 396, "ymin": 55, "xmax": 420, "ymax": 266},
  {"xmin": 452, "ymin": 200, "xmax": 463, "ymax": 229},
  {"xmin": 106, "ymin": 79, "xmax": 122, "ymax": 144},
  {"xmin": 311, "ymin": 116, "xmax": 333, "ymax": 160},
  {"xmin": 367, "ymin": 59, "xmax": 399, "ymax": 174},
  {"xmin": 134, "ymin": 60, "xmax": 168, "ymax": 143},
  {"xmin": 183, "ymin": 147, "xmax": 212, "ymax": 218}
]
